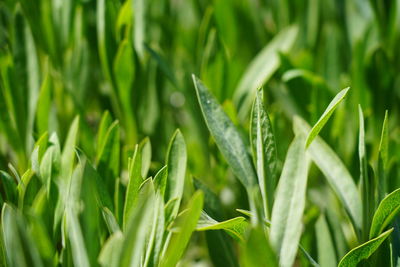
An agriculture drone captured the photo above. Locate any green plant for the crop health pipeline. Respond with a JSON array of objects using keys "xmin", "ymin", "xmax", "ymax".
[{"xmin": 1, "ymin": 0, "xmax": 400, "ymax": 266}]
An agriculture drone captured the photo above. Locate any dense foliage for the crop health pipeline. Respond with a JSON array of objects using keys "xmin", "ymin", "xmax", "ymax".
[{"xmin": 0, "ymin": 0, "xmax": 400, "ymax": 266}]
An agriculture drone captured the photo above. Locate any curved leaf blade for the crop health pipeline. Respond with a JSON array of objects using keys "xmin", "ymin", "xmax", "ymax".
[
  {"xmin": 370, "ymin": 188, "xmax": 400, "ymax": 238},
  {"xmin": 306, "ymin": 87, "xmax": 350, "ymax": 148},
  {"xmin": 338, "ymin": 228, "xmax": 393, "ymax": 267},
  {"xmin": 294, "ymin": 116, "xmax": 362, "ymax": 231},
  {"xmin": 196, "ymin": 212, "xmax": 248, "ymax": 242},
  {"xmin": 233, "ymin": 26, "xmax": 298, "ymax": 120}
]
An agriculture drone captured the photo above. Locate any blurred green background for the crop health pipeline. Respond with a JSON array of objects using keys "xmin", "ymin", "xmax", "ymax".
[{"xmin": 1, "ymin": 0, "xmax": 400, "ymax": 264}]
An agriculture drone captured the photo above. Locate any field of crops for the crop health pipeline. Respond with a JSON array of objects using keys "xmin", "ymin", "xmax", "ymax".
[{"xmin": 1, "ymin": 0, "xmax": 400, "ymax": 266}]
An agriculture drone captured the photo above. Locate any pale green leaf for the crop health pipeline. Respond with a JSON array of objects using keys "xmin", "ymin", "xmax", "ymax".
[
  {"xmin": 294, "ymin": 116, "xmax": 362, "ymax": 230},
  {"xmin": 98, "ymin": 231, "xmax": 124, "ymax": 267},
  {"xmin": 270, "ymin": 135, "xmax": 310, "ymax": 267},
  {"xmin": 66, "ymin": 207, "xmax": 90, "ymax": 267},
  {"xmin": 316, "ymin": 214, "xmax": 337, "ymax": 267},
  {"xmin": 61, "ymin": 116, "xmax": 80, "ymax": 180},
  {"xmin": 250, "ymin": 89, "xmax": 278, "ymax": 218},
  {"xmin": 1, "ymin": 204, "xmax": 44, "ymax": 267}
]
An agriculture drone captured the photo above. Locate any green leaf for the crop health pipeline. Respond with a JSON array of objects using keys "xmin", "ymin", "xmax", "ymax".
[
  {"xmin": 113, "ymin": 39, "xmax": 135, "ymax": 102},
  {"xmin": 16, "ymin": 169, "xmax": 35, "ymax": 209},
  {"xmin": 316, "ymin": 214, "xmax": 337, "ymax": 267},
  {"xmin": 305, "ymin": 87, "xmax": 350, "ymax": 148},
  {"xmin": 370, "ymin": 188, "xmax": 400, "ymax": 238},
  {"xmin": 159, "ymin": 191, "xmax": 204, "ymax": 267},
  {"xmin": 143, "ymin": 193, "xmax": 165, "ymax": 267},
  {"xmin": 28, "ymin": 215, "xmax": 55, "ymax": 265},
  {"xmin": 233, "ymin": 25, "xmax": 298, "ymax": 120},
  {"xmin": 96, "ymin": 121, "xmax": 120, "ymax": 193},
  {"xmin": 119, "ymin": 182, "xmax": 155, "ymax": 267},
  {"xmin": 241, "ymin": 227, "xmax": 278, "ymax": 267},
  {"xmin": 61, "ymin": 116, "xmax": 80, "ymax": 180},
  {"xmin": 196, "ymin": 212, "xmax": 248, "ymax": 242},
  {"xmin": 250, "ymin": 89, "xmax": 278, "ymax": 218},
  {"xmin": 97, "ymin": 111, "xmax": 113, "ymax": 151},
  {"xmin": 139, "ymin": 137, "xmax": 151, "ymax": 178},
  {"xmin": 378, "ymin": 111, "xmax": 389, "ymax": 170},
  {"xmin": 96, "ymin": 120, "xmax": 120, "ymax": 175},
  {"xmin": 113, "ymin": 37, "xmax": 137, "ymax": 145},
  {"xmin": 165, "ymin": 130, "xmax": 187, "ymax": 220},
  {"xmin": 294, "ymin": 116, "xmax": 362, "ymax": 231},
  {"xmin": 98, "ymin": 231, "xmax": 124, "ymax": 267},
  {"xmin": 132, "ymin": 0, "xmax": 146, "ymax": 60},
  {"xmin": 102, "ymin": 207, "xmax": 120, "ymax": 234},
  {"xmin": 194, "ymin": 179, "xmax": 239, "ymax": 267},
  {"xmin": 338, "ymin": 228, "xmax": 393, "ymax": 267},
  {"xmin": 144, "ymin": 44, "xmax": 179, "ymax": 88},
  {"xmin": 123, "ymin": 145, "xmax": 142, "ymax": 229},
  {"xmin": 1, "ymin": 204, "xmax": 44, "ymax": 267},
  {"xmin": 35, "ymin": 68, "xmax": 51, "ymax": 135},
  {"xmin": 96, "ymin": 0, "xmax": 113, "ymax": 83},
  {"xmin": 154, "ymin": 165, "xmax": 168, "ymax": 197},
  {"xmin": 193, "ymin": 75, "xmax": 257, "ymax": 188},
  {"xmin": 270, "ymin": 135, "xmax": 310, "ymax": 267},
  {"xmin": 359, "ymin": 105, "xmax": 373, "ymax": 241},
  {"xmin": 66, "ymin": 207, "xmax": 91, "ymax": 267},
  {"xmin": 282, "ymin": 69, "xmax": 326, "ymax": 86},
  {"xmin": 378, "ymin": 110, "xmax": 389, "ymax": 199},
  {"xmin": 0, "ymin": 171, "xmax": 17, "ymax": 204}
]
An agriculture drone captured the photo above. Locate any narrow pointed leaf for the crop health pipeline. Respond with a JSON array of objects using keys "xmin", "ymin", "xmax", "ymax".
[
  {"xmin": 306, "ymin": 87, "xmax": 350, "ymax": 148},
  {"xmin": 250, "ymin": 89, "xmax": 277, "ymax": 218},
  {"xmin": 123, "ymin": 145, "xmax": 142, "ymax": 229},
  {"xmin": 378, "ymin": 111, "xmax": 389, "ymax": 199},
  {"xmin": 359, "ymin": 106, "xmax": 373, "ymax": 240}
]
